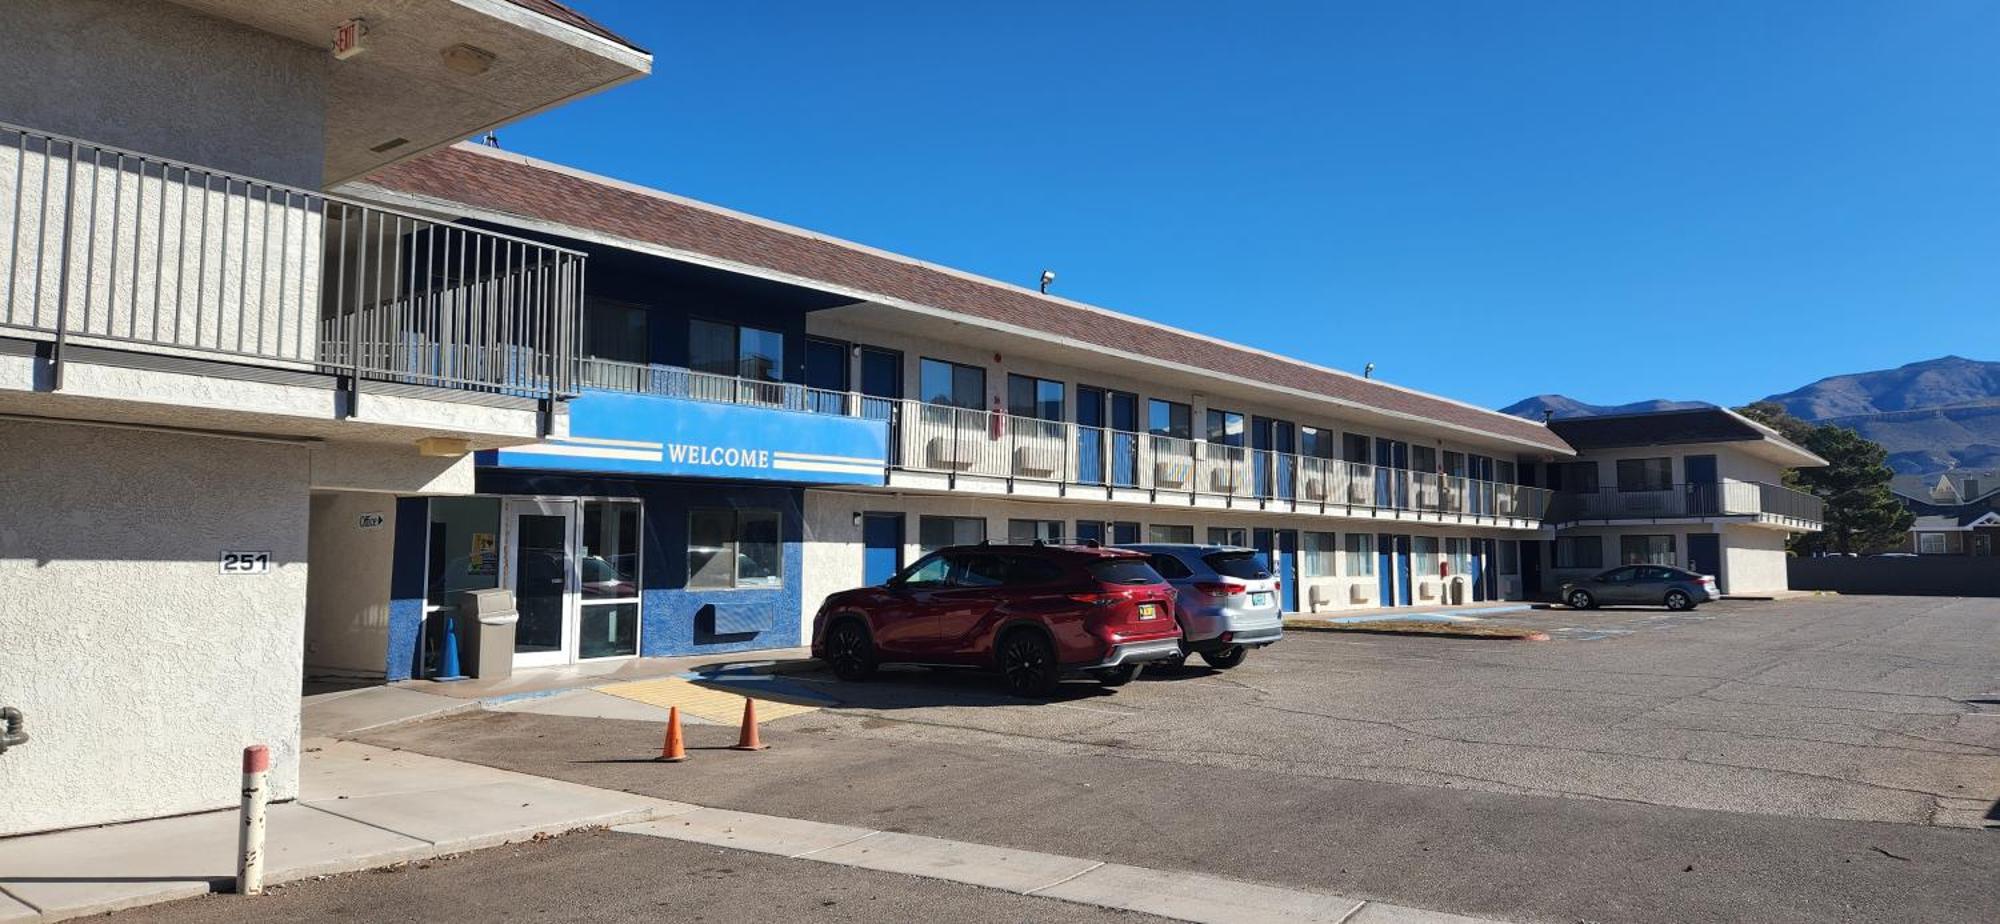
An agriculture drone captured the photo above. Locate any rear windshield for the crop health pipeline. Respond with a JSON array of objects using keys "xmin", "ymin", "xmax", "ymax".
[
  {"xmin": 1202, "ymin": 552, "xmax": 1271, "ymax": 580},
  {"xmin": 1088, "ymin": 559, "xmax": 1165, "ymax": 586}
]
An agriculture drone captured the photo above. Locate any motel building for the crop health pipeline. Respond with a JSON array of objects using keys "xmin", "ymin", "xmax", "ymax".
[{"xmin": 0, "ymin": 2, "xmax": 1826, "ymax": 842}]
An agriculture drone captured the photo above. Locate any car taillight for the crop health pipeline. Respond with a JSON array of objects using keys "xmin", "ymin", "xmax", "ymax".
[
  {"xmin": 1192, "ymin": 581, "xmax": 1246, "ymax": 598},
  {"xmin": 1067, "ymin": 592, "xmax": 1121, "ymax": 607}
]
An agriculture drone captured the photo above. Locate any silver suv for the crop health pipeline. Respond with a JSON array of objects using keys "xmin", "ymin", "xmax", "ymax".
[{"xmin": 1117, "ymin": 544, "xmax": 1284, "ymax": 668}]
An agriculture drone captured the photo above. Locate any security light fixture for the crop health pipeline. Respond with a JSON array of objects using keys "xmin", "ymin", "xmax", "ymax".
[
  {"xmin": 1363, "ymin": 363, "xmax": 1376, "ymax": 379},
  {"xmin": 1038, "ymin": 270, "xmax": 1056, "ymax": 294},
  {"xmin": 442, "ymin": 43, "xmax": 497, "ymax": 77}
]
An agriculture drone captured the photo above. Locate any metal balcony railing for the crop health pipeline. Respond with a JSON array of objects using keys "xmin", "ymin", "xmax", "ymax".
[
  {"xmin": 0, "ymin": 121, "xmax": 584, "ymax": 398},
  {"xmin": 1549, "ymin": 481, "xmax": 1824, "ymax": 524},
  {"xmin": 578, "ymin": 356, "xmax": 895, "ymax": 420}
]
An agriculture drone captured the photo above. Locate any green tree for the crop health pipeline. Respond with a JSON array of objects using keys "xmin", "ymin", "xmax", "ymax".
[{"xmin": 1736, "ymin": 402, "xmax": 1914, "ymax": 554}]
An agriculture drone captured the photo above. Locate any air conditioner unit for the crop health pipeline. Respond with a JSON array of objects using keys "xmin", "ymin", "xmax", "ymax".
[{"xmin": 1348, "ymin": 583, "xmax": 1371, "ymax": 604}]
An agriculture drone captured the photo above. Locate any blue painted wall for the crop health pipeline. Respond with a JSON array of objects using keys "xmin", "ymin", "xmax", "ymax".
[
  {"xmin": 475, "ymin": 470, "xmax": 806, "ymax": 657},
  {"xmin": 385, "ymin": 496, "xmax": 431, "ymax": 682}
]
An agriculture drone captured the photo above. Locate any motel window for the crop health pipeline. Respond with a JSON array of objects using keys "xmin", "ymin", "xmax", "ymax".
[
  {"xmin": 584, "ymin": 299, "xmax": 650, "ymax": 365},
  {"xmin": 1206, "ymin": 409, "xmax": 1245, "ymax": 447},
  {"xmin": 918, "ymin": 515, "xmax": 987, "ymax": 554},
  {"xmin": 1110, "ymin": 521, "xmax": 1142, "ymax": 545},
  {"xmin": 1617, "ymin": 458, "xmax": 1674, "ymax": 493},
  {"xmin": 1148, "ymin": 524, "xmax": 1195, "ymax": 544},
  {"xmin": 1007, "ymin": 374, "xmax": 1065, "ymax": 422},
  {"xmin": 1300, "ymin": 427, "xmax": 1335, "ymax": 459},
  {"xmin": 1342, "ymin": 433, "xmax": 1371, "ymax": 464},
  {"xmin": 1917, "ymin": 533, "xmax": 1948, "ymax": 554},
  {"xmin": 1498, "ymin": 540, "xmax": 1520, "ymax": 575},
  {"xmin": 687, "ymin": 508, "xmax": 782, "ymax": 590},
  {"xmin": 1556, "ymin": 462, "xmax": 1601, "ymax": 493},
  {"xmin": 1148, "ymin": 399, "xmax": 1192, "ymax": 440},
  {"xmin": 690, "ymin": 319, "xmax": 785, "ymax": 383},
  {"xmin": 1554, "ymin": 536, "xmax": 1604, "ymax": 569},
  {"xmin": 1208, "ymin": 527, "xmax": 1248, "ymax": 547},
  {"xmin": 1303, "ymin": 532, "xmax": 1338, "ymax": 577},
  {"xmin": 1444, "ymin": 538, "xmax": 1472, "ymax": 577},
  {"xmin": 1345, "ymin": 533, "xmax": 1375, "ymax": 576},
  {"xmin": 1007, "ymin": 519, "xmax": 1064, "ymax": 542},
  {"xmin": 1413, "ymin": 537, "xmax": 1439, "ymax": 578},
  {"xmin": 1495, "ymin": 460, "xmax": 1518, "ymax": 486},
  {"xmin": 1620, "ymin": 534, "xmax": 1677, "ymax": 566},
  {"xmin": 919, "ymin": 358, "xmax": 986, "ymax": 410}
]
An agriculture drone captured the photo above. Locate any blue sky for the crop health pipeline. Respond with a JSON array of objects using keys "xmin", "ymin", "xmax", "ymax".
[{"xmin": 501, "ymin": 1, "xmax": 1999, "ymax": 410}]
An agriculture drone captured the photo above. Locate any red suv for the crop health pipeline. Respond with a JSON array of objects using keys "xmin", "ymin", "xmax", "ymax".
[{"xmin": 810, "ymin": 542, "xmax": 1184, "ymax": 696}]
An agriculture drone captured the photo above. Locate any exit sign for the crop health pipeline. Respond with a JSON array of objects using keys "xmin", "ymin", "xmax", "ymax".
[{"xmin": 333, "ymin": 19, "xmax": 366, "ymax": 59}]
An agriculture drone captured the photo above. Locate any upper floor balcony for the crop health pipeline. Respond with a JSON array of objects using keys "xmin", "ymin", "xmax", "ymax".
[
  {"xmin": 1549, "ymin": 481, "xmax": 1824, "ymax": 531},
  {"xmin": 0, "ymin": 122, "xmax": 585, "ymax": 419},
  {"xmin": 570, "ymin": 357, "xmax": 1552, "ymax": 527}
]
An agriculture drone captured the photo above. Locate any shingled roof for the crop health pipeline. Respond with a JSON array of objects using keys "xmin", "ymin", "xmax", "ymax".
[{"xmin": 360, "ymin": 144, "xmax": 1573, "ymax": 454}]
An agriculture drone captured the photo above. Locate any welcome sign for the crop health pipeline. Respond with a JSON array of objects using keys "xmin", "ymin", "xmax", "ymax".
[{"xmin": 488, "ymin": 389, "xmax": 890, "ymax": 484}]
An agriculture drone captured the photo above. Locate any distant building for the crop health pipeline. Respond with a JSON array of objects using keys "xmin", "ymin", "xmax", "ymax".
[{"xmin": 1892, "ymin": 471, "xmax": 2000, "ymax": 556}]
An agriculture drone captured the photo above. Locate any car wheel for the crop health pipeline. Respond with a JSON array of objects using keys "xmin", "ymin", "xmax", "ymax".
[
  {"xmin": 998, "ymin": 629, "xmax": 1060, "ymax": 697},
  {"xmin": 1094, "ymin": 664, "xmax": 1142, "ymax": 687},
  {"xmin": 1567, "ymin": 589, "xmax": 1596, "ymax": 610},
  {"xmin": 1664, "ymin": 590, "xmax": 1694, "ymax": 611},
  {"xmin": 824, "ymin": 621, "xmax": 877, "ymax": 682},
  {"xmin": 1200, "ymin": 645, "xmax": 1247, "ymax": 670}
]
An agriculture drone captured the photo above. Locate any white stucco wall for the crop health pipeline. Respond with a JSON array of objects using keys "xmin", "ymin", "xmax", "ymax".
[
  {"xmin": 0, "ymin": 0, "xmax": 328, "ymax": 188},
  {"xmin": 0, "ymin": 417, "xmax": 310, "ymax": 836},
  {"xmin": 1720, "ymin": 526, "xmax": 1792, "ymax": 594},
  {"xmin": 304, "ymin": 492, "xmax": 396, "ymax": 679}
]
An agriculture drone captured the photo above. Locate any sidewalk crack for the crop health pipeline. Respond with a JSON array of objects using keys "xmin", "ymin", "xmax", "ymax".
[
  {"xmin": 1021, "ymin": 860, "xmax": 1103, "ymax": 895},
  {"xmin": 788, "ymin": 829, "xmax": 881, "ymax": 859}
]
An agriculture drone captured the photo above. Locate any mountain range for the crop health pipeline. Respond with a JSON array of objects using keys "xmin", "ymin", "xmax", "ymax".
[{"xmin": 1501, "ymin": 356, "xmax": 2000, "ymax": 476}]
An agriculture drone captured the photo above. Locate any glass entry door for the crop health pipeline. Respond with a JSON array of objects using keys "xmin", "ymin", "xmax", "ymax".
[{"xmin": 503, "ymin": 499, "xmax": 578, "ymax": 669}]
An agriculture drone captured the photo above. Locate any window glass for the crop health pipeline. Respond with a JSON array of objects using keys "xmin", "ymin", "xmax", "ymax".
[
  {"xmin": 1007, "ymin": 374, "xmax": 1065, "ymax": 421},
  {"xmin": 1345, "ymin": 533, "xmax": 1376, "ymax": 576},
  {"xmin": 1007, "ymin": 519, "xmax": 1064, "ymax": 542},
  {"xmin": 687, "ymin": 508, "xmax": 735, "ymax": 589},
  {"xmin": 1148, "ymin": 400, "xmax": 1192, "ymax": 439},
  {"xmin": 900, "ymin": 554, "xmax": 951, "ymax": 586},
  {"xmin": 1088, "ymin": 559, "xmax": 1164, "ymax": 585},
  {"xmin": 1620, "ymin": 533, "xmax": 1677, "ymax": 565},
  {"xmin": 1206, "ymin": 409, "xmax": 1245, "ymax": 446},
  {"xmin": 580, "ymin": 500, "xmax": 640, "ymax": 601},
  {"xmin": 1555, "ymin": 536, "xmax": 1604, "ymax": 569},
  {"xmin": 1563, "ymin": 462, "xmax": 1602, "ymax": 493},
  {"xmin": 1110, "ymin": 522, "xmax": 1142, "ymax": 545},
  {"xmin": 1010, "ymin": 557, "xmax": 1066, "ymax": 585},
  {"xmin": 1616, "ymin": 458, "xmax": 1674, "ymax": 492},
  {"xmin": 688, "ymin": 508, "xmax": 782, "ymax": 589},
  {"xmin": 859, "ymin": 348, "xmax": 902, "ymax": 398},
  {"xmin": 920, "ymin": 358, "xmax": 985, "ymax": 409},
  {"xmin": 1918, "ymin": 533, "xmax": 1947, "ymax": 554},
  {"xmin": 918, "ymin": 515, "xmax": 986, "ymax": 554},
  {"xmin": 952, "ymin": 554, "xmax": 1010, "ymax": 588},
  {"xmin": 1149, "ymin": 554, "xmax": 1193, "ymax": 579},
  {"xmin": 1412, "ymin": 446, "xmax": 1437, "ymax": 475},
  {"xmin": 585, "ymin": 300, "xmax": 649, "ymax": 364},
  {"xmin": 804, "ymin": 339, "xmax": 848, "ymax": 392},
  {"xmin": 1148, "ymin": 524, "xmax": 1194, "ymax": 544},
  {"xmin": 1302, "ymin": 532, "xmax": 1338, "ymax": 577},
  {"xmin": 1207, "ymin": 527, "xmax": 1248, "ymax": 547},
  {"xmin": 1342, "ymin": 433, "xmax": 1371, "ymax": 463},
  {"xmin": 736, "ymin": 326, "xmax": 784, "ymax": 382},
  {"xmin": 688, "ymin": 319, "xmax": 737, "ymax": 378},
  {"xmin": 1203, "ymin": 551, "xmax": 1272, "ymax": 580},
  {"xmin": 1413, "ymin": 537, "xmax": 1439, "ymax": 576},
  {"xmin": 1498, "ymin": 540, "xmax": 1520, "ymax": 575}
]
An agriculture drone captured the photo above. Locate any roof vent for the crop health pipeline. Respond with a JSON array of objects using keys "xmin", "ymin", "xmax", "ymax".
[{"xmin": 442, "ymin": 43, "xmax": 497, "ymax": 77}]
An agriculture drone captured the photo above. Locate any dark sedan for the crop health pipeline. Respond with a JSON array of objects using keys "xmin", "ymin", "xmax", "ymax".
[{"xmin": 1560, "ymin": 565, "xmax": 1719, "ymax": 611}]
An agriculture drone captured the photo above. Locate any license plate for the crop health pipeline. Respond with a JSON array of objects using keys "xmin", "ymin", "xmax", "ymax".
[
  {"xmin": 1250, "ymin": 592, "xmax": 1273, "ymax": 607},
  {"xmin": 1137, "ymin": 603, "xmax": 1160, "ymax": 620}
]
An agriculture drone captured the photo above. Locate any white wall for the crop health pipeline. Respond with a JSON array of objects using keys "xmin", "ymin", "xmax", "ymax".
[
  {"xmin": 0, "ymin": 0, "xmax": 328, "ymax": 188},
  {"xmin": 304, "ymin": 492, "xmax": 396, "ymax": 678},
  {"xmin": 1721, "ymin": 526, "xmax": 1792, "ymax": 594},
  {"xmin": 0, "ymin": 418, "xmax": 310, "ymax": 836}
]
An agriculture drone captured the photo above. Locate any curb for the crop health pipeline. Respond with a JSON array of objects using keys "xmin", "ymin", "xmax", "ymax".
[{"xmin": 1283, "ymin": 620, "xmax": 1550, "ymax": 641}]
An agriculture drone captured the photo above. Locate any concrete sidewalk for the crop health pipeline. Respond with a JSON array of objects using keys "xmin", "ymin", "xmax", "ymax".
[{"xmin": 0, "ymin": 739, "xmax": 691, "ymax": 922}]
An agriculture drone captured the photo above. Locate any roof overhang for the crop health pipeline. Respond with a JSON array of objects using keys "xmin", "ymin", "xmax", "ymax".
[{"xmin": 169, "ymin": 0, "xmax": 650, "ymax": 184}]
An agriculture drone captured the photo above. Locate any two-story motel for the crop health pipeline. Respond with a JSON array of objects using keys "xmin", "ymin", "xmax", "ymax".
[
  {"xmin": 0, "ymin": 1, "xmax": 1824, "ymax": 840},
  {"xmin": 324, "ymin": 143, "xmax": 1826, "ymax": 685}
]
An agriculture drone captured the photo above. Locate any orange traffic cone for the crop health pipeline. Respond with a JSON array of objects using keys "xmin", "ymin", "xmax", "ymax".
[
  {"xmin": 731, "ymin": 697, "xmax": 768, "ymax": 751},
  {"xmin": 656, "ymin": 706, "xmax": 687, "ymax": 762}
]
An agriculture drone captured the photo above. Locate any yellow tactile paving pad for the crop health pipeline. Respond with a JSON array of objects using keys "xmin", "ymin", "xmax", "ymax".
[{"xmin": 595, "ymin": 677, "xmax": 819, "ymax": 725}]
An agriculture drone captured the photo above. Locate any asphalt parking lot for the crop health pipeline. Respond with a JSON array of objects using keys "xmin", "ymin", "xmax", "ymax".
[{"xmin": 363, "ymin": 595, "xmax": 2000, "ymax": 924}]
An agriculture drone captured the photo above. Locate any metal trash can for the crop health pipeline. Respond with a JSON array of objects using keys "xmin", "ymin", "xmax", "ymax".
[{"xmin": 458, "ymin": 588, "xmax": 519, "ymax": 680}]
